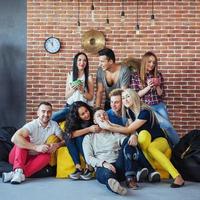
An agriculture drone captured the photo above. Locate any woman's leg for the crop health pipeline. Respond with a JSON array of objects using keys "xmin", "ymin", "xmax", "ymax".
[
  {"xmin": 151, "ymin": 103, "xmax": 180, "ymax": 145},
  {"xmin": 65, "ymin": 138, "xmax": 81, "ymax": 167},
  {"xmin": 147, "ymin": 137, "xmax": 179, "ymax": 179},
  {"xmin": 52, "ymin": 106, "xmax": 70, "ymax": 123}
]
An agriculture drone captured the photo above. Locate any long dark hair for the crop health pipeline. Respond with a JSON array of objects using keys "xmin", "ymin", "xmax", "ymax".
[
  {"xmin": 64, "ymin": 101, "xmax": 94, "ymax": 136},
  {"xmin": 72, "ymin": 52, "xmax": 89, "ymax": 91}
]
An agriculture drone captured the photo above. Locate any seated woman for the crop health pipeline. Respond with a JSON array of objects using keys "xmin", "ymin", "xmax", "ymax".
[
  {"xmin": 99, "ymin": 88, "xmax": 184, "ymax": 188},
  {"xmin": 64, "ymin": 101, "xmax": 100, "ymax": 180}
]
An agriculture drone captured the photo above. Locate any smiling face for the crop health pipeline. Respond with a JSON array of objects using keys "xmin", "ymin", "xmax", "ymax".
[
  {"xmin": 77, "ymin": 54, "xmax": 87, "ymax": 71},
  {"xmin": 122, "ymin": 90, "xmax": 134, "ymax": 108},
  {"xmin": 99, "ymin": 55, "xmax": 113, "ymax": 71},
  {"xmin": 37, "ymin": 104, "xmax": 52, "ymax": 126},
  {"xmin": 110, "ymin": 95, "xmax": 122, "ymax": 114},
  {"xmin": 78, "ymin": 106, "xmax": 91, "ymax": 121},
  {"xmin": 94, "ymin": 109, "xmax": 109, "ymax": 125},
  {"xmin": 146, "ymin": 55, "xmax": 156, "ymax": 72}
]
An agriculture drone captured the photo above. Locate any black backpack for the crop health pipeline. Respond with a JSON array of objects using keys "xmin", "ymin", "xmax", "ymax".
[{"xmin": 171, "ymin": 129, "xmax": 200, "ymax": 182}]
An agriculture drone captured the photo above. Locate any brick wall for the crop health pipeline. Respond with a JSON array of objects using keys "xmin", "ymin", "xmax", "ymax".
[{"xmin": 27, "ymin": 0, "xmax": 200, "ymax": 136}]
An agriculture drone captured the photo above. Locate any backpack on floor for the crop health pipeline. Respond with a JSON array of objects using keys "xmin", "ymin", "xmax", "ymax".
[{"xmin": 171, "ymin": 129, "xmax": 200, "ymax": 182}]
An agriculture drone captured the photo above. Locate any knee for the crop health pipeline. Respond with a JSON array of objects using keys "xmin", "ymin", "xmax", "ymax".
[
  {"xmin": 42, "ymin": 153, "xmax": 51, "ymax": 163},
  {"xmin": 138, "ymin": 130, "xmax": 152, "ymax": 150}
]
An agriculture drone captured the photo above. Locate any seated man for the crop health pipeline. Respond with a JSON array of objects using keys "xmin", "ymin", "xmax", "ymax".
[
  {"xmin": 2, "ymin": 101, "xmax": 64, "ymax": 184},
  {"xmin": 106, "ymin": 88, "xmax": 127, "ymax": 126},
  {"xmin": 83, "ymin": 108, "xmax": 146, "ymax": 195}
]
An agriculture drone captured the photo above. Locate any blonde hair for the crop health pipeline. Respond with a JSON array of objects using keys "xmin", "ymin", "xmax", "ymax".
[
  {"xmin": 140, "ymin": 51, "xmax": 158, "ymax": 87},
  {"xmin": 122, "ymin": 88, "xmax": 156, "ymax": 127}
]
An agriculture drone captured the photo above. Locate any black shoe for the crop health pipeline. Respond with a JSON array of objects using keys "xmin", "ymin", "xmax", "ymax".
[
  {"xmin": 136, "ymin": 168, "xmax": 148, "ymax": 182},
  {"xmin": 69, "ymin": 169, "xmax": 82, "ymax": 180},
  {"xmin": 148, "ymin": 172, "xmax": 161, "ymax": 183},
  {"xmin": 80, "ymin": 169, "xmax": 94, "ymax": 180},
  {"xmin": 170, "ymin": 182, "xmax": 184, "ymax": 188}
]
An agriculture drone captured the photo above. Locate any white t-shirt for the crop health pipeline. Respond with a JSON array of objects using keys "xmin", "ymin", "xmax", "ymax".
[
  {"xmin": 66, "ymin": 72, "xmax": 93, "ymax": 106},
  {"xmin": 23, "ymin": 119, "xmax": 62, "ymax": 155}
]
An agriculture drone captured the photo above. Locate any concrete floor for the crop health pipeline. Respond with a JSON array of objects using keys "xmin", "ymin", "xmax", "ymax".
[{"xmin": 0, "ymin": 178, "xmax": 200, "ymax": 200}]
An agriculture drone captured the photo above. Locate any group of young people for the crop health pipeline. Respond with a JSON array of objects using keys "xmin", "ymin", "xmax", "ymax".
[{"xmin": 1, "ymin": 48, "xmax": 184, "ymax": 195}]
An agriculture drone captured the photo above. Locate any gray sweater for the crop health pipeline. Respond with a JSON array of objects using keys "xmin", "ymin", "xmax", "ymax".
[{"xmin": 82, "ymin": 131, "xmax": 126, "ymax": 168}]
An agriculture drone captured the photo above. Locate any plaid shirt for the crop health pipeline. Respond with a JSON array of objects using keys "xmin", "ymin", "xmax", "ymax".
[{"xmin": 129, "ymin": 71, "xmax": 164, "ymax": 106}]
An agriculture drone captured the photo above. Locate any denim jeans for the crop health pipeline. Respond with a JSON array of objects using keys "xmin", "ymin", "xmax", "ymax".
[
  {"xmin": 95, "ymin": 137, "xmax": 152, "ymax": 193},
  {"xmin": 151, "ymin": 102, "xmax": 180, "ymax": 146},
  {"xmin": 51, "ymin": 105, "xmax": 70, "ymax": 123},
  {"xmin": 65, "ymin": 135, "xmax": 85, "ymax": 165}
]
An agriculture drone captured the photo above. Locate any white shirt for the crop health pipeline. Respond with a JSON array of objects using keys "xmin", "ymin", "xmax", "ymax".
[
  {"xmin": 23, "ymin": 119, "xmax": 62, "ymax": 155},
  {"xmin": 66, "ymin": 72, "xmax": 93, "ymax": 106}
]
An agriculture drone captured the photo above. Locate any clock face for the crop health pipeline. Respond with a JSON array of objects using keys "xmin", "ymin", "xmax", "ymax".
[{"xmin": 44, "ymin": 37, "xmax": 61, "ymax": 54}]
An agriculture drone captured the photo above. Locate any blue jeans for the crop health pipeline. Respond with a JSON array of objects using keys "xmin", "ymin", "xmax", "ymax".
[
  {"xmin": 65, "ymin": 135, "xmax": 85, "ymax": 165},
  {"xmin": 151, "ymin": 102, "xmax": 180, "ymax": 146},
  {"xmin": 95, "ymin": 137, "xmax": 153, "ymax": 193},
  {"xmin": 51, "ymin": 105, "xmax": 70, "ymax": 123}
]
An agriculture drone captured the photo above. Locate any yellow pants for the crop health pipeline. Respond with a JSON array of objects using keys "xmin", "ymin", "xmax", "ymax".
[{"xmin": 138, "ymin": 130, "xmax": 179, "ymax": 179}]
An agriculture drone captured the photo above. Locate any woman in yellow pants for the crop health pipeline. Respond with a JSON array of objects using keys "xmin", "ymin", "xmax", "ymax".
[
  {"xmin": 138, "ymin": 130, "xmax": 180, "ymax": 182},
  {"xmin": 100, "ymin": 88, "xmax": 184, "ymax": 188}
]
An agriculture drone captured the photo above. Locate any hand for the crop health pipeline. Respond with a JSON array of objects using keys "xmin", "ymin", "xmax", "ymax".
[
  {"xmin": 78, "ymin": 85, "xmax": 84, "ymax": 94},
  {"xmin": 47, "ymin": 143, "xmax": 59, "ymax": 153},
  {"xmin": 35, "ymin": 144, "xmax": 49, "ymax": 153},
  {"xmin": 103, "ymin": 162, "xmax": 116, "ymax": 173},
  {"xmin": 89, "ymin": 125, "xmax": 101, "ymax": 133},
  {"xmin": 147, "ymin": 79, "xmax": 154, "ymax": 89},
  {"xmin": 98, "ymin": 120, "xmax": 110, "ymax": 130},
  {"xmin": 128, "ymin": 134, "xmax": 138, "ymax": 146}
]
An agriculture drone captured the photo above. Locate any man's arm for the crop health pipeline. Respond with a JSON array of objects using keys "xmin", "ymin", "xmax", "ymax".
[
  {"xmin": 11, "ymin": 128, "xmax": 49, "ymax": 153},
  {"xmin": 82, "ymin": 135, "xmax": 105, "ymax": 168},
  {"xmin": 121, "ymin": 66, "xmax": 131, "ymax": 89},
  {"xmin": 95, "ymin": 82, "xmax": 104, "ymax": 108}
]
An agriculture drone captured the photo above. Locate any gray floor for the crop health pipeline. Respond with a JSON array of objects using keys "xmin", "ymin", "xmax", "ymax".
[{"xmin": 0, "ymin": 178, "xmax": 200, "ymax": 200}]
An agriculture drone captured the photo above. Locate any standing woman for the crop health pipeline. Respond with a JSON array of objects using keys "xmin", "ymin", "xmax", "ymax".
[
  {"xmin": 99, "ymin": 89, "xmax": 184, "ymax": 188},
  {"xmin": 52, "ymin": 52, "xmax": 94, "ymax": 123},
  {"xmin": 129, "ymin": 51, "xmax": 179, "ymax": 146},
  {"xmin": 64, "ymin": 101, "xmax": 100, "ymax": 180}
]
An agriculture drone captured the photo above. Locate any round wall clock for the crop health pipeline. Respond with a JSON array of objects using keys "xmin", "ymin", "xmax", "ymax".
[{"xmin": 44, "ymin": 36, "xmax": 61, "ymax": 54}]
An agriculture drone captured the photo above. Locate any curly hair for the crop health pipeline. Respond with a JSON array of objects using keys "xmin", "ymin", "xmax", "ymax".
[{"xmin": 64, "ymin": 101, "xmax": 94, "ymax": 135}]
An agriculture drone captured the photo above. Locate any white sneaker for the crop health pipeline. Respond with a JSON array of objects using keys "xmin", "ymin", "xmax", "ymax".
[
  {"xmin": 108, "ymin": 178, "xmax": 127, "ymax": 195},
  {"xmin": 136, "ymin": 168, "xmax": 148, "ymax": 182},
  {"xmin": 2, "ymin": 171, "xmax": 14, "ymax": 183},
  {"xmin": 148, "ymin": 171, "xmax": 161, "ymax": 183},
  {"xmin": 11, "ymin": 169, "xmax": 25, "ymax": 184}
]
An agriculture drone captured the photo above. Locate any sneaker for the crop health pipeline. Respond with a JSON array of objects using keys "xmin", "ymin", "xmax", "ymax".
[
  {"xmin": 136, "ymin": 168, "xmax": 148, "ymax": 182},
  {"xmin": 108, "ymin": 178, "xmax": 127, "ymax": 195},
  {"xmin": 69, "ymin": 169, "xmax": 82, "ymax": 180},
  {"xmin": 11, "ymin": 169, "xmax": 25, "ymax": 184},
  {"xmin": 2, "ymin": 171, "xmax": 14, "ymax": 183},
  {"xmin": 148, "ymin": 171, "xmax": 161, "ymax": 183},
  {"xmin": 80, "ymin": 169, "xmax": 93, "ymax": 180}
]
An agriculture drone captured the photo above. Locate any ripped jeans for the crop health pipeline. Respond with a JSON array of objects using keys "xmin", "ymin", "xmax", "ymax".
[{"xmin": 95, "ymin": 137, "xmax": 154, "ymax": 193}]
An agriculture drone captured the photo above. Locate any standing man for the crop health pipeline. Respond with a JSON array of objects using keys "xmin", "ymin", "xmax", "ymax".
[
  {"xmin": 106, "ymin": 88, "xmax": 127, "ymax": 126},
  {"xmin": 2, "ymin": 102, "xmax": 64, "ymax": 184},
  {"xmin": 96, "ymin": 48, "xmax": 130, "ymax": 110}
]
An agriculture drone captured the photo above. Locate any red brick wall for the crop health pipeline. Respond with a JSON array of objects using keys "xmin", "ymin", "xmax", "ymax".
[{"xmin": 27, "ymin": 0, "xmax": 200, "ymax": 136}]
